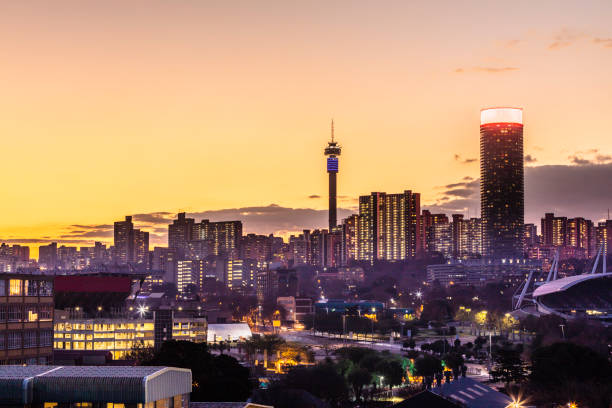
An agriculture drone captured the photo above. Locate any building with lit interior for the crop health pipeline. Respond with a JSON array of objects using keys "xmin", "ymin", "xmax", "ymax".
[
  {"xmin": 0, "ymin": 273, "xmax": 54, "ymax": 365},
  {"xmin": 480, "ymin": 107, "xmax": 524, "ymax": 259}
]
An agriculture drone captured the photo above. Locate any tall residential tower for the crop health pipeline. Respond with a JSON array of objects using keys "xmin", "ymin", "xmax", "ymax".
[
  {"xmin": 480, "ymin": 107, "xmax": 524, "ymax": 259},
  {"xmin": 324, "ymin": 120, "xmax": 341, "ymax": 230}
]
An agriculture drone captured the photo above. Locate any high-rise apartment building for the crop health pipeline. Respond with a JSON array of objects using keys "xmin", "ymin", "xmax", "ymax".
[
  {"xmin": 567, "ymin": 217, "xmax": 596, "ymax": 257},
  {"xmin": 421, "ymin": 210, "xmax": 449, "ymax": 254},
  {"xmin": 168, "ymin": 213, "xmax": 195, "ymax": 258},
  {"xmin": 541, "ymin": 213, "xmax": 568, "ymax": 247},
  {"xmin": 342, "ymin": 214, "xmax": 359, "ymax": 264},
  {"xmin": 113, "ymin": 216, "xmax": 149, "ymax": 266},
  {"xmin": 38, "ymin": 243, "xmax": 58, "ymax": 269},
  {"xmin": 524, "ymin": 224, "xmax": 538, "ymax": 246},
  {"xmin": 431, "ymin": 222, "xmax": 452, "ymax": 259},
  {"xmin": 357, "ymin": 190, "xmax": 421, "ymax": 262},
  {"xmin": 596, "ymin": 220, "xmax": 612, "ymax": 258},
  {"xmin": 114, "ymin": 216, "xmax": 134, "ymax": 263},
  {"xmin": 480, "ymin": 107, "xmax": 525, "ymax": 259},
  {"xmin": 168, "ymin": 213, "xmax": 242, "ymax": 261}
]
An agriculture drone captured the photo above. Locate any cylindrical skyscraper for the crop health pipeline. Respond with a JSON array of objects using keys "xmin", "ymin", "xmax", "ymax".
[
  {"xmin": 480, "ymin": 107, "xmax": 524, "ymax": 259},
  {"xmin": 324, "ymin": 121, "xmax": 341, "ymax": 230}
]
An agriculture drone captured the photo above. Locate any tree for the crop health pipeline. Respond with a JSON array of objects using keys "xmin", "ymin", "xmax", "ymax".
[
  {"xmin": 347, "ymin": 366, "xmax": 372, "ymax": 401},
  {"xmin": 442, "ymin": 352, "xmax": 464, "ymax": 380},
  {"xmin": 283, "ymin": 363, "xmax": 349, "ymax": 404},
  {"xmin": 489, "ymin": 346, "xmax": 526, "ymax": 388},
  {"xmin": 420, "ymin": 299, "xmax": 452, "ymax": 322},
  {"xmin": 375, "ymin": 359, "xmax": 404, "ymax": 388},
  {"xmin": 139, "ymin": 340, "xmax": 252, "ymax": 401},
  {"xmin": 529, "ymin": 342, "xmax": 612, "ymax": 408},
  {"xmin": 414, "ymin": 355, "xmax": 442, "ymax": 388}
]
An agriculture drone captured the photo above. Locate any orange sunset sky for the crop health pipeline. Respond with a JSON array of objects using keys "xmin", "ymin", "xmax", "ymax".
[{"xmin": 1, "ymin": 1, "xmax": 612, "ymax": 257}]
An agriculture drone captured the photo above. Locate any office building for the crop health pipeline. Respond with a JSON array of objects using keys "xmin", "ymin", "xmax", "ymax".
[
  {"xmin": 480, "ymin": 107, "xmax": 525, "ymax": 259},
  {"xmin": 0, "ymin": 274, "xmax": 54, "ymax": 365}
]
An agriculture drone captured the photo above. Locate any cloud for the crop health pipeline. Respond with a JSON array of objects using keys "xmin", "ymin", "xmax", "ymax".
[
  {"xmin": 425, "ymin": 163, "xmax": 612, "ymax": 224},
  {"xmin": 132, "ymin": 212, "xmax": 174, "ymax": 224},
  {"xmin": 70, "ymin": 224, "xmax": 112, "ymax": 230},
  {"xmin": 454, "ymin": 154, "xmax": 477, "ymax": 164},
  {"xmin": 454, "ymin": 67, "xmax": 519, "ymax": 74},
  {"xmin": 474, "ymin": 66, "xmax": 519, "ymax": 73},
  {"xmin": 525, "ymin": 154, "xmax": 537, "ymax": 163},
  {"xmin": 548, "ymin": 28, "xmax": 586, "ymax": 50},
  {"xmin": 593, "ymin": 38, "xmax": 612, "ymax": 48},
  {"xmin": 503, "ymin": 39, "xmax": 522, "ymax": 48},
  {"xmin": 308, "ymin": 195, "xmax": 321, "ymax": 199},
  {"xmin": 568, "ymin": 149, "xmax": 612, "ymax": 165},
  {"xmin": 182, "ymin": 204, "xmax": 354, "ymax": 236}
]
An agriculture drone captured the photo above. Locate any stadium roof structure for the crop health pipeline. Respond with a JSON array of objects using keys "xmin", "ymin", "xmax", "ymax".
[
  {"xmin": 430, "ymin": 377, "xmax": 512, "ymax": 408},
  {"xmin": 533, "ymin": 273, "xmax": 611, "ymax": 297},
  {"xmin": 0, "ymin": 365, "xmax": 191, "ymax": 405}
]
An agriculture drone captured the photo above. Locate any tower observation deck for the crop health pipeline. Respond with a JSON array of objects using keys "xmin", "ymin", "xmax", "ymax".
[{"xmin": 324, "ymin": 120, "xmax": 341, "ymax": 229}]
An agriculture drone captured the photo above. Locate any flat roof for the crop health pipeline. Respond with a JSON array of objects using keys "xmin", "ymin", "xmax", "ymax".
[{"xmin": 0, "ymin": 365, "xmax": 192, "ymax": 404}]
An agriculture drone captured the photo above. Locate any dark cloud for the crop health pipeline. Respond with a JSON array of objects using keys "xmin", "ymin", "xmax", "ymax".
[
  {"xmin": 443, "ymin": 180, "xmax": 479, "ymax": 190},
  {"xmin": 463, "ymin": 176, "xmax": 474, "ymax": 181},
  {"xmin": 425, "ymin": 163, "xmax": 612, "ymax": 224},
  {"xmin": 568, "ymin": 153, "xmax": 612, "ymax": 165},
  {"xmin": 0, "ymin": 238, "xmax": 95, "ymax": 245},
  {"xmin": 178, "ymin": 204, "xmax": 354, "ymax": 236},
  {"xmin": 525, "ymin": 154, "xmax": 537, "ymax": 163},
  {"xmin": 132, "ymin": 212, "xmax": 174, "ymax": 224},
  {"xmin": 70, "ymin": 224, "xmax": 113, "ymax": 230},
  {"xmin": 308, "ymin": 195, "xmax": 321, "ymax": 199},
  {"xmin": 444, "ymin": 188, "xmax": 476, "ymax": 198},
  {"xmin": 60, "ymin": 230, "xmax": 114, "ymax": 239},
  {"xmin": 454, "ymin": 154, "xmax": 477, "ymax": 164}
]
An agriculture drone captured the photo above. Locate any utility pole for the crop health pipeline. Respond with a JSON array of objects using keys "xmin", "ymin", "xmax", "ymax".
[{"xmin": 559, "ymin": 324, "xmax": 566, "ymax": 340}]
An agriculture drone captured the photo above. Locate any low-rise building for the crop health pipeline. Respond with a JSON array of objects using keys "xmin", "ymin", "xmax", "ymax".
[{"xmin": 0, "ymin": 365, "xmax": 191, "ymax": 407}]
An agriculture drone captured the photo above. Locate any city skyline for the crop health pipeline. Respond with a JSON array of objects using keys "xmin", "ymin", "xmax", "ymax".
[{"xmin": 2, "ymin": 1, "xmax": 612, "ymax": 254}]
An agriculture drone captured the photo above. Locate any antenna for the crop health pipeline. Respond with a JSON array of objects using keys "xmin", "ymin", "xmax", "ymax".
[{"xmin": 331, "ymin": 119, "xmax": 335, "ymax": 143}]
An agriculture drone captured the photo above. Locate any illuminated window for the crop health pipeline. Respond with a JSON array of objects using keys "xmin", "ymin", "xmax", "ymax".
[{"xmin": 9, "ymin": 279, "xmax": 22, "ymax": 296}]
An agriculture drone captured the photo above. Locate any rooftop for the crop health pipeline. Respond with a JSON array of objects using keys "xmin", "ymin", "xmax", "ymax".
[{"xmin": 0, "ymin": 365, "xmax": 192, "ymax": 405}]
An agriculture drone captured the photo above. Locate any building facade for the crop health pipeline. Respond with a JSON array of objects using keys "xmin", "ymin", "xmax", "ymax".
[
  {"xmin": 480, "ymin": 107, "xmax": 525, "ymax": 259},
  {"xmin": 0, "ymin": 274, "xmax": 54, "ymax": 364}
]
